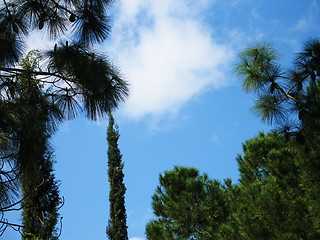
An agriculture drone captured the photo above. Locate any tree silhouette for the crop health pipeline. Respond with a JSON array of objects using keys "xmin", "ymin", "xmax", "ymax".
[{"xmin": 1, "ymin": 0, "xmax": 129, "ymax": 237}]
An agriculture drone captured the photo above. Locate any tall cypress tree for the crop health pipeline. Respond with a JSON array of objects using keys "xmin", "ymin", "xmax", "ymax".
[{"xmin": 106, "ymin": 113, "xmax": 128, "ymax": 240}]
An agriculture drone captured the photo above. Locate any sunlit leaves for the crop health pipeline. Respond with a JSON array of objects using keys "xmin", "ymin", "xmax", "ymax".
[
  {"xmin": 253, "ymin": 95, "xmax": 286, "ymax": 125},
  {"xmin": 236, "ymin": 39, "xmax": 320, "ymax": 143},
  {"xmin": 147, "ymin": 166, "xmax": 229, "ymax": 239},
  {"xmin": 235, "ymin": 43, "xmax": 280, "ymax": 93}
]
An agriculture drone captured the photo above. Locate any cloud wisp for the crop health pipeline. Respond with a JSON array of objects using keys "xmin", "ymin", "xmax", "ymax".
[{"xmin": 106, "ymin": 0, "xmax": 234, "ymax": 119}]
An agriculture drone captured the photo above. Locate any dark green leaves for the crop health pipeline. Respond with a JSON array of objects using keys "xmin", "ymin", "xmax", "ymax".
[
  {"xmin": 2, "ymin": 0, "xmax": 113, "ymax": 45},
  {"xmin": 0, "ymin": 25, "xmax": 25, "ymax": 66},
  {"xmin": 107, "ymin": 113, "xmax": 128, "ymax": 240},
  {"xmin": 236, "ymin": 39, "xmax": 320, "ymax": 144},
  {"xmin": 228, "ymin": 132, "xmax": 319, "ymax": 240},
  {"xmin": 147, "ymin": 166, "xmax": 229, "ymax": 240},
  {"xmin": 73, "ymin": 3, "xmax": 111, "ymax": 45},
  {"xmin": 253, "ymin": 95, "xmax": 286, "ymax": 124},
  {"xmin": 46, "ymin": 43, "xmax": 129, "ymax": 120},
  {"xmin": 1, "ymin": 0, "xmax": 127, "ymax": 237}
]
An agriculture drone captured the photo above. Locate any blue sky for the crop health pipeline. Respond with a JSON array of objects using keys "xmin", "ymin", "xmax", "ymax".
[{"xmin": 4, "ymin": 0, "xmax": 320, "ymax": 239}]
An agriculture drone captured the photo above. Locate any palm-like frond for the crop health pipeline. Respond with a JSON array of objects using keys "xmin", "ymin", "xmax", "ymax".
[
  {"xmin": 0, "ymin": 8, "xmax": 28, "ymax": 36},
  {"xmin": 0, "ymin": 28, "xmax": 25, "ymax": 66},
  {"xmin": 235, "ymin": 43, "xmax": 280, "ymax": 93},
  {"xmin": 287, "ymin": 69, "xmax": 308, "ymax": 92},
  {"xmin": 296, "ymin": 39, "xmax": 320, "ymax": 81},
  {"xmin": 298, "ymin": 39, "xmax": 320, "ymax": 63},
  {"xmin": 16, "ymin": 0, "xmax": 45, "ymax": 28},
  {"xmin": 16, "ymin": 0, "xmax": 67, "ymax": 39},
  {"xmin": 253, "ymin": 95, "xmax": 286, "ymax": 125},
  {"xmin": 45, "ymin": 8, "xmax": 68, "ymax": 40},
  {"xmin": 94, "ymin": 0, "xmax": 114, "ymax": 9},
  {"xmin": 46, "ymin": 43, "xmax": 129, "ymax": 119},
  {"xmin": 53, "ymin": 89, "xmax": 82, "ymax": 119},
  {"xmin": 73, "ymin": 2, "xmax": 111, "ymax": 45}
]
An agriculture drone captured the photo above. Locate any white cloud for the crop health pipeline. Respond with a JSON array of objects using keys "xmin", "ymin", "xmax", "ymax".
[{"xmin": 106, "ymin": 0, "xmax": 234, "ymax": 119}]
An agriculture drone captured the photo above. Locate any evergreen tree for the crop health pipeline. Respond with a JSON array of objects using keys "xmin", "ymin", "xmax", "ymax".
[
  {"xmin": 218, "ymin": 132, "xmax": 318, "ymax": 240},
  {"xmin": 0, "ymin": 0, "xmax": 129, "ymax": 115},
  {"xmin": 0, "ymin": 0, "xmax": 128, "ymax": 235},
  {"xmin": 106, "ymin": 113, "xmax": 128, "ymax": 240},
  {"xmin": 15, "ymin": 52, "xmax": 61, "ymax": 239},
  {"xmin": 145, "ymin": 39, "xmax": 320, "ymax": 240},
  {"xmin": 146, "ymin": 166, "xmax": 229, "ymax": 240},
  {"xmin": 235, "ymin": 39, "xmax": 320, "ymax": 144},
  {"xmin": 233, "ymin": 39, "xmax": 320, "ymax": 239}
]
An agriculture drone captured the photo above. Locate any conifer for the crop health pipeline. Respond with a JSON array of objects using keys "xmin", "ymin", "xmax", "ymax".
[{"xmin": 106, "ymin": 113, "xmax": 128, "ymax": 240}]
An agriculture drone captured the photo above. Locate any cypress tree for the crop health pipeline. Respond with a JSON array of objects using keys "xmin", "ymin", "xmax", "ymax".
[{"xmin": 106, "ymin": 113, "xmax": 128, "ymax": 240}]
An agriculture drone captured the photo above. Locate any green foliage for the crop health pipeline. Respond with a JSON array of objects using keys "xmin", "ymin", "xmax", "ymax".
[
  {"xmin": 1, "ymin": 0, "xmax": 128, "ymax": 236},
  {"xmin": 21, "ymin": 153, "xmax": 61, "ymax": 240},
  {"xmin": 106, "ymin": 113, "xmax": 128, "ymax": 240},
  {"xmin": 1, "ymin": 0, "xmax": 113, "ymax": 55},
  {"xmin": 45, "ymin": 43, "xmax": 128, "ymax": 120},
  {"xmin": 235, "ymin": 39, "xmax": 320, "ymax": 142},
  {"xmin": 146, "ymin": 166, "xmax": 229, "ymax": 240},
  {"xmin": 15, "ymin": 53, "xmax": 62, "ymax": 239},
  {"xmin": 147, "ymin": 132, "xmax": 320, "ymax": 240},
  {"xmin": 219, "ymin": 132, "xmax": 316, "ymax": 240},
  {"xmin": 1, "ymin": 0, "xmax": 129, "ymax": 122},
  {"xmin": 146, "ymin": 40, "xmax": 320, "ymax": 240},
  {"xmin": 215, "ymin": 39, "xmax": 320, "ymax": 240},
  {"xmin": 235, "ymin": 43, "xmax": 280, "ymax": 93}
]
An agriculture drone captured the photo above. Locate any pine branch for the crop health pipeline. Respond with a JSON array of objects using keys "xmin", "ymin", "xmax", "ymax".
[
  {"xmin": 50, "ymin": 0, "xmax": 79, "ymax": 18},
  {"xmin": 0, "ymin": 67, "xmax": 73, "ymax": 82},
  {"xmin": 2, "ymin": 0, "xmax": 11, "ymax": 15},
  {"xmin": 0, "ymin": 220, "xmax": 27, "ymax": 229},
  {"xmin": 274, "ymin": 84, "xmax": 297, "ymax": 102}
]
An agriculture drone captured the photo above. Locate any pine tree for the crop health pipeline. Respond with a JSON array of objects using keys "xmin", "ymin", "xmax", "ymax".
[
  {"xmin": 146, "ymin": 166, "xmax": 229, "ymax": 240},
  {"xmin": 232, "ymin": 39, "xmax": 320, "ymax": 239},
  {"xmin": 18, "ymin": 97, "xmax": 61, "ymax": 240},
  {"xmin": 0, "ymin": 0, "xmax": 129, "ymax": 120},
  {"xmin": 106, "ymin": 113, "xmax": 128, "ymax": 240},
  {"xmin": 235, "ymin": 39, "xmax": 320, "ymax": 144},
  {"xmin": 15, "ymin": 52, "xmax": 61, "ymax": 239},
  {"xmin": 1, "ymin": 0, "xmax": 128, "ymax": 235}
]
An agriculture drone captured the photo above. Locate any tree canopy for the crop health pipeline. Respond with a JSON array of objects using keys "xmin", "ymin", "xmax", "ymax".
[
  {"xmin": 146, "ymin": 166, "xmax": 230, "ymax": 240},
  {"xmin": 0, "ymin": 0, "xmax": 129, "ymax": 237},
  {"xmin": 235, "ymin": 39, "xmax": 320, "ymax": 144},
  {"xmin": 147, "ymin": 39, "xmax": 320, "ymax": 240}
]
